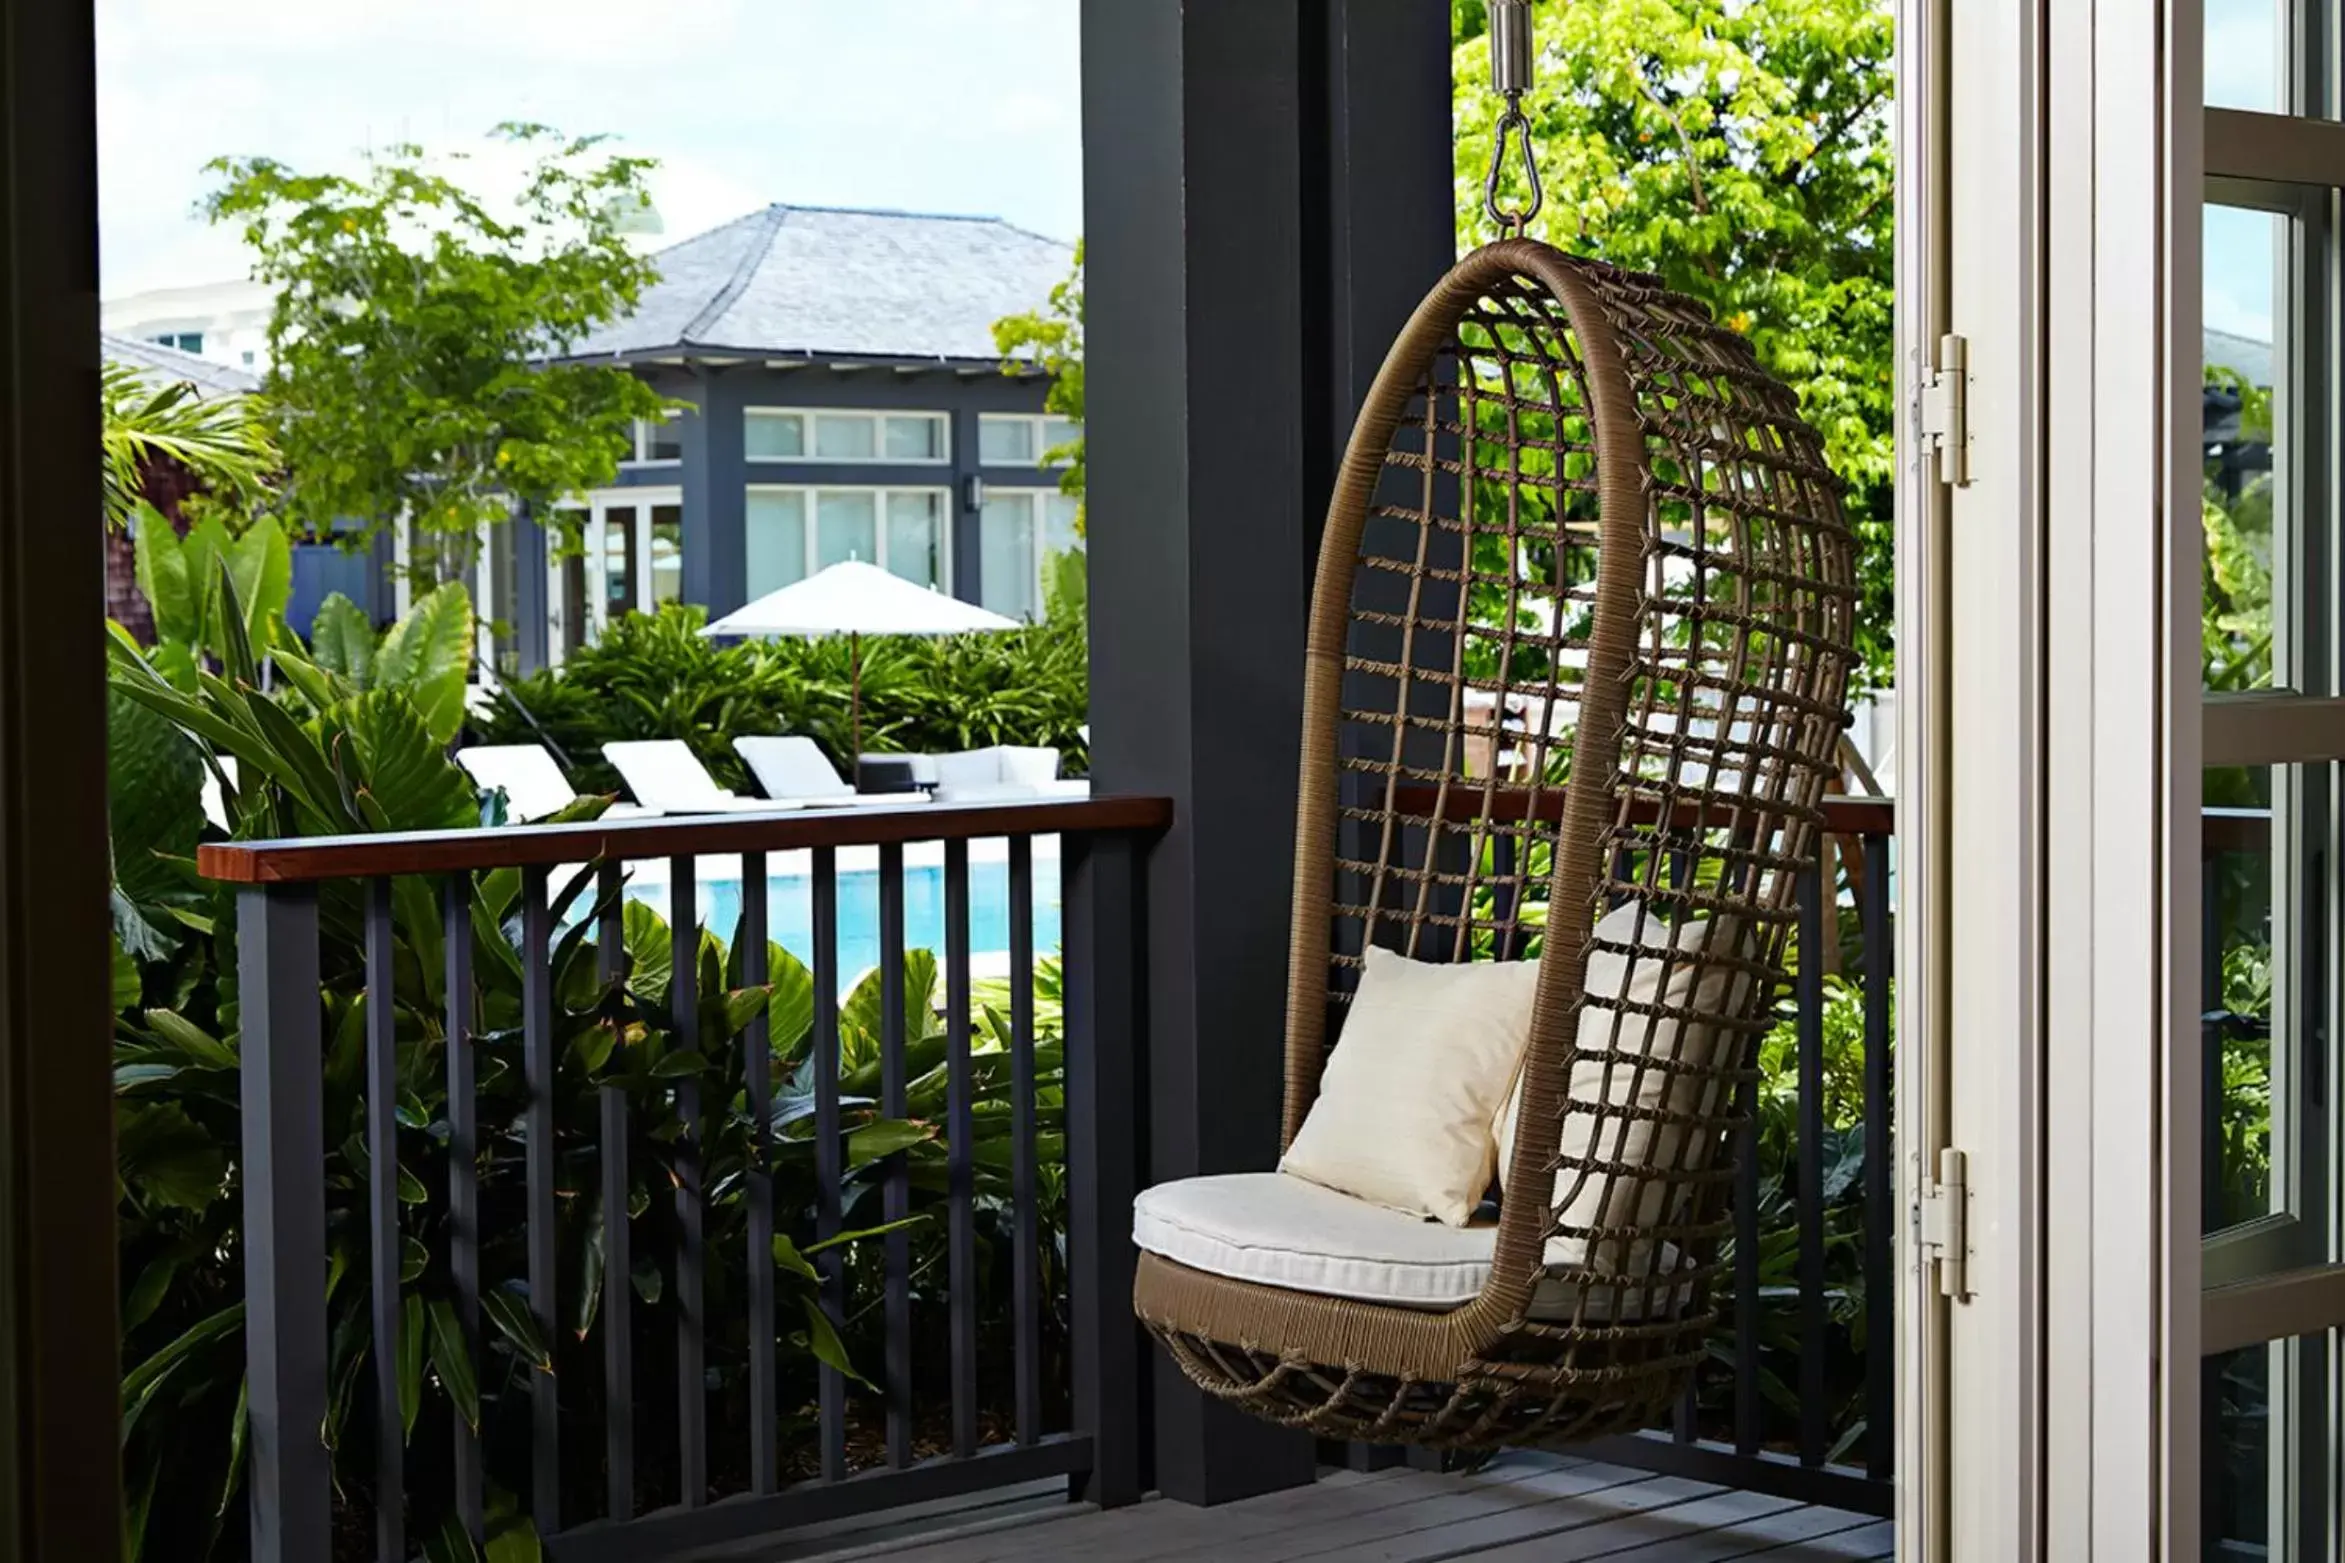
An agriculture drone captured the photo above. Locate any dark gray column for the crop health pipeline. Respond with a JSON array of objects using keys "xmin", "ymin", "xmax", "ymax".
[
  {"xmin": 0, "ymin": 0, "xmax": 123, "ymax": 1554},
  {"xmin": 951, "ymin": 406, "xmax": 984, "ymax": 606},
  {"xmin": 511, "ymin": 503, "xmax": 550, "ymax": 675},
  {"xmin": 680, "ymin": 369, "xmax": 748, "ymax": 616},
  {"xmin": 1080, "ymin": 0, "xmax": 1453, "ymax": 1507}
]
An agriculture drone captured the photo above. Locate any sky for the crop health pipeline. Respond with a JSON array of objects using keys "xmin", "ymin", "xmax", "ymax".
[
  {"xmin": 97, "ymin": 0, "xmax": 1083, "ymax": 298},
  {"xmin": 2204, "ymin": 0, "xmax": 2281, "ymax": 344}
]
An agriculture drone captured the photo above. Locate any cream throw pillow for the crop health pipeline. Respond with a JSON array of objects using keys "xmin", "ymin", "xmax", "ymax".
[
  {"xmin": 1495, "ymin": 899, "xmax": 1747, "ymax": 1272},
  {"xmin": 1280, "ymin": 946, "xmax": 1543, "ymax": 1226}
]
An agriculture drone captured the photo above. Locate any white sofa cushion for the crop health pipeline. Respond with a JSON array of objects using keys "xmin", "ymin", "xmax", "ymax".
[
  {"xmin": 1495, "ymin": 900, "xmax": 1747, "ymax": 1274},
  {"xmin": 1279, "ymin": 944, "xmax": 1541, "ymax": 1226},
  {"xmin": 1133, "ymin": 1172, "xmax": 1683, "ymax": 1320}
]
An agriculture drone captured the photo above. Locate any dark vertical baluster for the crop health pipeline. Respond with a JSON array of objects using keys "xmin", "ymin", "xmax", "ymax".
[
  {"xmin": 1860, "ymin": 832, "xmax": 1894, "ymax": 1480},
  {"xmin": 1732, "ymin": 1075, "xmax": 1761, "ymax": 1457},
  {"xmin": 880, "ymin": 841, "xmax": 913, "ymax": 1466},
  {"xmin": 1063, "ymin": 833, "xmax": 1144, "ymax": 1506},
  {"xmin": 946, "ymin": 838, "xmax": 979, "ymax": 1457},
  {"xmin": 443, "ymin": 877, "xmax": 484, "ymax": 1542},
  {"xmin": 812, "ymin": 847, "xmax": 847, "ymax": 1480},
  {"xmin": 742, "ymin": 851, "xmax": 777, "ymax": 1495},
  {"xmin": 1795, "ymin": 859, "xmax": 1828, "ymax": 1466},
  {"xmin": 364, "ymin": 880, "xmax": 404, "ymax": 1561},
  {"xmin": 240, "ymin": 885, "xmax": 330, "ymax": 1563},
  {"xmin": 1010, "ymin": 836, "xmax": 1042, "ymax": 1444},
  {"xmin": 595, "ymin": 861, "xmax": 633, "ymax": 1520},
  {"xmin": 670, "ymin": 856, "xmax": 706, "ymax": 1506},
  {"xmin": 521, "ymin": 866, "xmax": 561, "ymax": 1531},
  {"xmin": 599, "ymin": 1085, "xmax": 632, "ymax": 1520},
  {"xmin": 2202, "ymin": 864, "xmax": 2226, "ymax": 1231}
]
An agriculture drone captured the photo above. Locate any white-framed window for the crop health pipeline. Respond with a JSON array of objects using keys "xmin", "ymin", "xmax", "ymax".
[
  {"xmin": 977, "ymin": 412, "xmax": 1081, "ymax": 469},
  {"xmin": 620, "ymin": 413, "xmax": 684, "ymax": 467},
  {"xmin": 977, "ymin": 487, "xmax": 1082, "ymax": 621},
  {"xmin": 545, "ymin": 489, "xmax": 684, "ymax": 661},
  {"xmin": 743, "ymin": 408, "xmax": 950, "ymax": 464},
  {"xmin": 150, "ymin": 330, "xmax": 203, "ymax": 354},
  {"xmin": 745, "ymin": 485, "xmax": 950, "ymax": 598}
]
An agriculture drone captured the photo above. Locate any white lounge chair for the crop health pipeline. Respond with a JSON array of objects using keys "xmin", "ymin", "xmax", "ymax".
[
  {"xmin": 601, "ymin": 740, "xmax": 806, "ymax": 815},
  {"xmin": 456, "ymin": 744, "xmax": 659, "ymax": 823},
  {"xmin": 733, "ymin": 736, "xmax": 926, "ymax": 810},
  {"xmin": 929, "ymin": 745, "xmax": 1090, "ymax": 804}
]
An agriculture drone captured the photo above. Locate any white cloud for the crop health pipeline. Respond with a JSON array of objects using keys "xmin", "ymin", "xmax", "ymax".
[{"xmin": 98, "ymin": 0, "xmax": 1082, "ymax": 295}]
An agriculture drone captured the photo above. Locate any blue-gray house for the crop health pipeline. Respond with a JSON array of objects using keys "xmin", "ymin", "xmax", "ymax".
[{"xmin": 454, "ymin": 203, "xmax": 1081, "ymax": 676}]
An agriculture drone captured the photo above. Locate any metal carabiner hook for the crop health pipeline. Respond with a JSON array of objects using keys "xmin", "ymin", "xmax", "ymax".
[{"xmin": 1484, "ymin": 101, "xmax": 1544, "ymax": 237}]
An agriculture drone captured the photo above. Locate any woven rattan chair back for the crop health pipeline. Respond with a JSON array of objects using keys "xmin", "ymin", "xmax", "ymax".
[{"xmin": 1133, "ymin": 239, "xmax": 1859, "ymax": 1449}]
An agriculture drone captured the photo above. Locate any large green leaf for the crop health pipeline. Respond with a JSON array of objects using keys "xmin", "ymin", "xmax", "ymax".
[
  {"xmin": 331, "ymin": 690, "xmax": 479, "ymax": 833},
  {"xmin": 130, "ymin": 503, "xmax": 197, "ymax": 646},
  {"xmin": 310, "ymin": 592, "xmax": 378, "ymax": 685},
  {"xmin": 116, "ymin": 1100, "xmax": 229, "ymax": 1212},
  {"xmin": 223, "ymin": 519, "xmax": 292, "ymax": 651},
  {"xmin": 374, "ymin": 582, "xmax": 474, "ymax": 744},
  {"xmin": 106, "ymin": 686, "xmax": 203, "ymax": 910}
]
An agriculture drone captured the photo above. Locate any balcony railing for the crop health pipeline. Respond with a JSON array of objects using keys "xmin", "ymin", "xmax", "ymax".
[
  {"xmin": 237, "ymin": 786, "xmax": 2254, "ymax": 1547},
  {"xmin": 200, "ymin": 797, "xmax": 1166, "ymax": 1563}
]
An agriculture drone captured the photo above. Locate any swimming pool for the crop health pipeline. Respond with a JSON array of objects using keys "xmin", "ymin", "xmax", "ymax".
[{"xmin": 624, "ymin": 857, "xmax": 1064, "ymax": 978}]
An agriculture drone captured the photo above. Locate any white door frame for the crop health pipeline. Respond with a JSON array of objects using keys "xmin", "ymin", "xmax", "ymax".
[{"xmin": 1905, "ymin": 0, "xmax": 2203, "ymax": 1554}]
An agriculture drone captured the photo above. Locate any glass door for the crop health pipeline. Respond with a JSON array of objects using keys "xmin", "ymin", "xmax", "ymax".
[
  {"xmin": 546, "ymin": 490, "xmax": 684, "ymax": 662},
  {"xmin": 2197, "ymin": 5, "xmax": 2345, "ymax": 1546}
]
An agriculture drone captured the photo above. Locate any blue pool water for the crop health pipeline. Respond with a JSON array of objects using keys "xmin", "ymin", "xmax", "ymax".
[{"xmin": 625, "ymin": 858, "xmax": 1063, "ymax": 977}]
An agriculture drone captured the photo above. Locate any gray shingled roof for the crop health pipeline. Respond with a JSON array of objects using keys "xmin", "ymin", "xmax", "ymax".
[
  {"xmin": 2204, "ymin": 326, "xmax": 2272, "ymax": 388},
  {"xmin": 102, "ymin": 332, "xmax": 260, "ymax": 397},
  {"xmin": 563, "ymin": 204, "xmax": 1074, "ymax": 365}
]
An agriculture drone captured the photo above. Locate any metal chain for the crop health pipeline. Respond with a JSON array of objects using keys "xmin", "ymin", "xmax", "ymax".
[{"xmin": 1483, "ymin": 0, "xmax": 1543, "ymax": 235}]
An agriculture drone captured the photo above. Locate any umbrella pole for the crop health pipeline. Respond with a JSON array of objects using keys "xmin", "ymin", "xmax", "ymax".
[{"xmin": 850, "ymin": 631, "xmax": 863, "ymax": 768}]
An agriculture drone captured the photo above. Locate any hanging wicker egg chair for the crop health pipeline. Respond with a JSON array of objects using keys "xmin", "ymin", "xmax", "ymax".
[{"xmin": 1128, "ymin": 233, "xmax": 1861, "ymax": 1449}]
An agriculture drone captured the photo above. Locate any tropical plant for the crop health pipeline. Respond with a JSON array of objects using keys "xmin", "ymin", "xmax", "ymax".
[
  {"xmin": 130, "ymin": 505, "xmax": 293, "ymax": 687},
  {"xmin": 110, "ymin": 570, "xmax": 1071, "ymax": 1558},
  {"xmin": 102, "ymin": 362, "xmax": 278, "ymax": 531},
  {"xmin": 203, "ymin": 123, "xmax": 672, "ymax": 573},
  {"xmin": 474, "ymin": 604, "xmax": 1090, "ymax": 797}
]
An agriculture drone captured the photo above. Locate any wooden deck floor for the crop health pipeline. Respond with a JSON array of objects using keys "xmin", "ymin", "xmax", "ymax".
[{"xmin": 730, "ymin": 1451, "xmax": 1893, "ymax": 1563}]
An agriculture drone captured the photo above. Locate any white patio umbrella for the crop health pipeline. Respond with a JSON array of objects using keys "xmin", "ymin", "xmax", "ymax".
[{"xmin": 700, "ymin": 560, "xmax": 1020, "ymax": 759}]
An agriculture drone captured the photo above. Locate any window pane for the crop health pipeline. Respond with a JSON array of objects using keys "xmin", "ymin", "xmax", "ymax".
[
  {"xmin": 814, "ymin": 413, "xmax": 876, "ymax": 461},
  {"xmin": 601, "ymin": 506, "xmax": 637, "ymax": 619},
  {"xmin": 642, "ymin": 416, "xmax": 683, "ymax": 462},
  {"xmin": 979, "ymin": 417, "xmax": 1035, "ymax": 465},
  {"xmin": 745, "ymin": 490, "xmax": 807, "ymax": 597},
  {"xmin": 649, "ymin": 503, "xmax": 683, "ymax": 607},
  {"xmin": 745, "ymin": 410, "xmax": 804, "ymax": 460},
  {"xmin": 816, "ymin": 490, "xmax": 879, "ymax": 568},
  {"xmin": 2205, "ymin": 0, "xmax": 2284, "ymax": 112},
  {"xmin": 884, "ymin": 414, "xmax": 944, "ymax": 461},
  {"xmin": 884, "ymin": 491, "xmax": 945, "ymax": 589},
  {"xmin": 1040, "ymin": 493, "xmax": 1085, "ymax": 619},
  {"xmin": 2203, "ymin": 202, "xmax": 2285, "ymax": 694},
  {"xmin": 1043, "ymin": 416, "xmax": 1082, "ymax": 462},
  {"xmin": 980, "ymin": 493, "xmax": 1038, "ymax": 619}
]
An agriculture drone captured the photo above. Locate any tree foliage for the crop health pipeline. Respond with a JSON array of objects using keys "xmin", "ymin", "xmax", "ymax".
[
  {"xmin": 1455, "ymin": 0, "xmax": 1897, "ymax": 686},
  {"xmin": 203, "ymin": 123, "xmax": 671, "ymax": 565},
  {"xmin": 101, "ymin": 364, "xmax": 279, "ymax": 531},
  {"xmin": 990, "ymin": 241, "xmax": 1086, "ymax": 527}
]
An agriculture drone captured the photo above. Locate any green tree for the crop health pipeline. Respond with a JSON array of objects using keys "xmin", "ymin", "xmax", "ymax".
[
  {"xmin": 101, "ymin": 363, "xmax": 277, "ymax": 531},
  {"xmin": 203, "ymin": 123, "xmax": 671, "ymax": 574},
  {"xmin": 991, "ymin": 240, "xmax": 1086, "ymax": 527},
  {"xmin": 1455, "ymin": 0, "xmax": 1897, "ymax": 687}
]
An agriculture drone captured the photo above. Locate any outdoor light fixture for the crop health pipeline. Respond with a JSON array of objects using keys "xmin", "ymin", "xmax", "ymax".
[{"xmin": 965, "ymin": 474, "xmax": 987, "ymax": 511}]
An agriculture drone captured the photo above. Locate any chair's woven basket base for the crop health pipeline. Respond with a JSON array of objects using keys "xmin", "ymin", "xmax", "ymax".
[{"xmin": 1136, "ymin": 1253, "xmax": 1709, "ymax": 1450}]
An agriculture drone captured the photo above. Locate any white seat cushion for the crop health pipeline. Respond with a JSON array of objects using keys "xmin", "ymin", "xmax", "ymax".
[{"xmin": 1133, "ymin": 1172, "xmax": 1684, "ymax": 1321}]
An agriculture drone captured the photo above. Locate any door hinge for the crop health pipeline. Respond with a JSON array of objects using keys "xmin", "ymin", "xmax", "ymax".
[
  {"xmin": 1914, "ymin": 1147, "xmax": 1970, "ymax": 1300},
  {"xmin": 1917, "ymin": 333, "xmax": 1970, "ymax": 489}
]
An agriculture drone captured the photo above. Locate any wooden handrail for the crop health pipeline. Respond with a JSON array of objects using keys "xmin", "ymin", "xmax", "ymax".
[{"xmin": 197, "ymin": 795, "xmax": 1176, "ymax": 886}]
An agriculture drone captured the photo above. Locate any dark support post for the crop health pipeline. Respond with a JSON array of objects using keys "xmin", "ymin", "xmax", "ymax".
[
  {"xmin": 1080, "ymin": 0, "xmax": 1450, "ymax": 1505},
  {"xmin": 1062, "ymin": 832, "xmax": 1146, "ymax": 1508},
  {"xmin": 0, "ymin": 1, "xmax": 120, "ymax": 1553},
  {"xmin": 239, "ymin": 886, "xmax": 331, "ymax": 1561}
]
